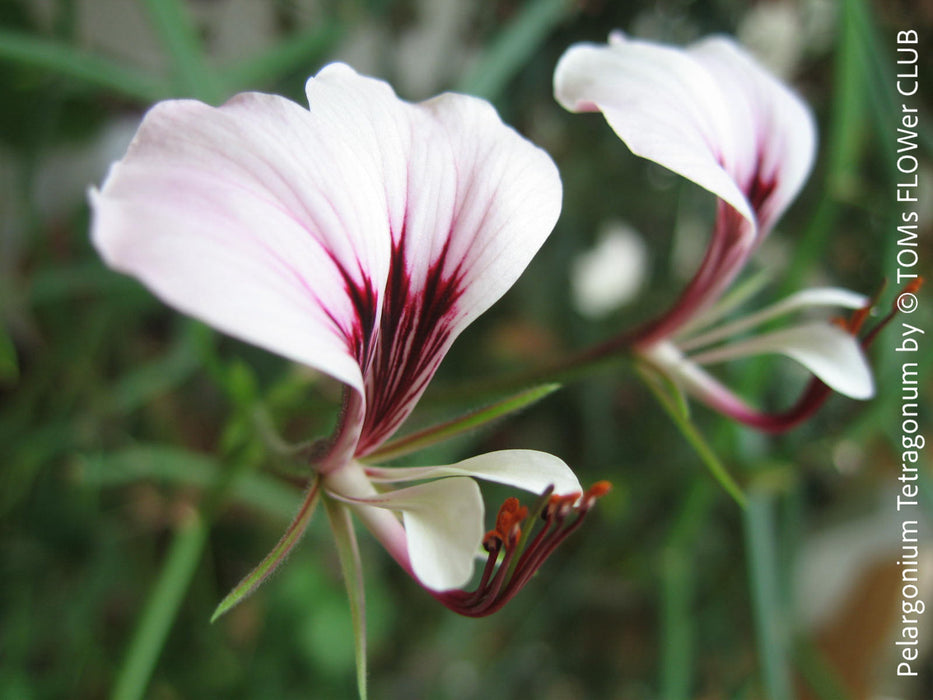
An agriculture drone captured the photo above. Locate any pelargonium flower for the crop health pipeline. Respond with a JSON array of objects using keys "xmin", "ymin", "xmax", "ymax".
[
  {"xmin": 554, "ymin": 33, "xmax": 875, "ymax": 431},
  {"xmin": 91, "ymin": 63, "xmax": 606, "ymax": 619}
]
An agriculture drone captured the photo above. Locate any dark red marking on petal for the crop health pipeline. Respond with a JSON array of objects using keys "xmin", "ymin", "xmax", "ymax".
[
  {"xmin": 433, "ymin": 481, "xmax": 611, "ymax": 618},
  {"xmin": 321, "ymin": 251, "xmax": 380, "ymax": 368},
  {"xmin": 356, "ymin": 231, "xmax": 467, "ymax": 454}
]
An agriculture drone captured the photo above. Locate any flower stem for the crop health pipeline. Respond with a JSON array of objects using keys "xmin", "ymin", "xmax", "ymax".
[{"xmin": 638, "ymin": 366, "xmax": 747, "ymax": 507}]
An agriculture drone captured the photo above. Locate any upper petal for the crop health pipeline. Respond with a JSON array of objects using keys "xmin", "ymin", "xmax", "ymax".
[
  {"xmin": 554, "ymin": 33, "xmax": 816, "ymax": 236},
  {"xmin": 686, "ymin": 36, "xmax": 816, "ymax": 233},
  {"xmin": 352, "ymin": 87, "xmax": 563, "ymax": 453},
  {"xmin": 92, "ymin": 64, "xmax": 562, "ymax": 457},
  {"xmin": 91, "ymin": 71, "xmax": 399, "ymax": 395},
  {"xmin": 554, "ymin": 34, "xmax": 752, "ymax": 225}
]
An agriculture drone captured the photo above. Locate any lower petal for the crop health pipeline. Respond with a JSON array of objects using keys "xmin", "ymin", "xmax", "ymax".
[{"xmin": 365, "ymin": 449, "xmax": 582, "ymax": 497}]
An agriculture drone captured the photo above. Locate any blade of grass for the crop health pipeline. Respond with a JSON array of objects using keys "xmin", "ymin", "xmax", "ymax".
[
  {"xmin": 142, "ymin": 0, "xmax": 223, "ymax": 102},
  {"xmin": 743, "ymin": 489, "xmax": 793, "ymax": 700},
  {"xmin": 780, "ymin": 0, "xmax": 867, "ymax": 297},
  {"xmin": 0, "ymin": 29, "xmax": 171, "ymax": 102},
  {"xmin": 659, "ymin": 479, "xmax": 715, "ymax": 700},
  {"xmin": 225, "ymin": 21, "xmax": 346, "ymax": 91},
  {"xmin": 76, "ymin": 445, "xmax": 302, "ymax": 520},
  {"xmin": 366, "ymin": 383, "xmax": 560, "ymax": 462},
  {"xmin": 111, "ymin": 507, "xmax": 208, "ymax": 700},
  {"xmin": 456, "ymin": 0, "xmax": 573, "ymax": 101}
]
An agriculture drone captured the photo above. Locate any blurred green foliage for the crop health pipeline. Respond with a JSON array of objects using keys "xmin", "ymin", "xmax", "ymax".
[{"xmin": 1, "ymin": 0, "xmax": 931, "ymax": 698}]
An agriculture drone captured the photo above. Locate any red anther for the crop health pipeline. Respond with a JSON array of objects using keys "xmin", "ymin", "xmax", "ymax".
[
  {"xmin": 899, "ymin": 276, "xmax": 924, "ymax": 299},
  {"xmin": 585, "ymin": 481, "xmax": 612, "ymax": 499},
  {"xmin": 494, "ymin": 497, "xmax": 528, "ymax": 540},
  {"xmin": 482, "ymin": 530, "xmax": 503, "ymax": 552},
  {"xmin": 844, "ymin": 304, "xmax": 872, "ymax": 335},
  {"xmin": 432, "ymin": 481, "xmax": 607, "ymax": 618},
  {"xmin": 545, "ymin": 492, "xmax": 579, "ymax": 518},
  {"xmin": 581, "ymin": 480, "xmax": 612, "ymax": 507}
]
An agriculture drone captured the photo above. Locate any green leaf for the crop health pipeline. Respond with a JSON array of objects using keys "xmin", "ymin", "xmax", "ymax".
[
  {"xmin": 0, "ymin": 29, "xmax": 171, "ymax": 102},
  {"xmin": 211, "ymin": 477, "xmax": 321, "ymax": 622},
  {"xmin": 366, "ymin": 383, "xmax": 560, "ymax": 462},
  {"xmin": 324, "ymin": 498, "xmax": 368, "ymax": 700},
  {"xmin": 0, "ymin": 323, "xmax": 18, "ymax": 384},
  {"xmin": 637, "ymin": 365, "xmax": 746, "ymax": 508},
  {"xmin": 77, "ymin": 445, "xmax": 302, "ymax": 519}
]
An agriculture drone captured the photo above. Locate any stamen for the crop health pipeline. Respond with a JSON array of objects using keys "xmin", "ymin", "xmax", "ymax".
[{"xmin": 433, "ymin": 481, "xmax": 611, "ymax": 618}]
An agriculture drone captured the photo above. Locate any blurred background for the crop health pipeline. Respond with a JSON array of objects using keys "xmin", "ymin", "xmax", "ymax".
[{"xmin": 1, "ymin": 0, "xmax": 931, "ymax": 698}]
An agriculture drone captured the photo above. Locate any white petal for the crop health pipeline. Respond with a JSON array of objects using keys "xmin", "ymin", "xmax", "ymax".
[
  {"xmin": 92, "ymin": 63, "xmax": 562, "ymax": 460},
  {"xmin": 349, "ymin": 477, "xmax": 485, "ymax": 591},
  {"xmin": 687, "ymin": 36, "xmax": 816, "ymax": 233},
  {"xmin": 679, "ymin": 287, "xmax": 869, "ymax": 351},
  {"xmin": 554, "ymin": 35, "xmax": 752, "ymax": 224},
  {"xmin": 91, "ymin": 73, "xmax": 399, "ymax": 395},
  {"xmin": 554, "ymin": 33, "xmax": 816, "ymax": 236},
  {"xmin": 366, "ymin": 449, "xmax": 582, "ymax": 496},
  {"xmin": 352, "ymin": 86, "xmax": 563, "ymax": 452},
  {"xmin": 689, "ymin": 322, "xmax": 874, "ymax": 399}
]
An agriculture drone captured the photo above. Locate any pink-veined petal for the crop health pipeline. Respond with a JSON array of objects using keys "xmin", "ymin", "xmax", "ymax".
[
  {"xmin": 687, "ymin": 37, "xmax": 816, "ymax": 234},
  {"xmin": 554, "ymin": 33, "xmax": 815, "ymax": 237},
  {"xmin": 555, "ymin": 33, "xmax": 817, "ymax": 345},
  {"xmin": 352, "ymin": 86, "xmax": 562, "ymax": 454},
  {"xmin": 365, "ymin": 449, "xmax": 582, "ymax": 496},
  {"xmin": 688, "ymin": 322, "xmax": 874, "ymax": 399},
  {"xmin": 554, "ymin": 34, "xmax": 752, "ymax": 225},
  {"xmin": 91, "ymin": 70, "xmax": 400, "ymax": 395},
  {"xmin": 92, "ymin": 64, "xmax": 561, "ymax": 463},
  {"xmin": 341, "ymin": 477, "xmax": 485, "ymax": 591}
]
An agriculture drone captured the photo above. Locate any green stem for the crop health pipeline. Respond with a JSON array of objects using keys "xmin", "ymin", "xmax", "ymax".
[
  {"xmin": 111, "ymin": 508, "xmax": 209, "ymax": 700},
  {"xmin": 638, "ymin": 367, "xmax": 747, "ymax": 507}
]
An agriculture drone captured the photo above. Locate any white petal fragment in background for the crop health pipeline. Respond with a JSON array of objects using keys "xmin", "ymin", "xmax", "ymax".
[
  {"xmin": 571, "ymin": 222, "xmax": 647, "ymax": 318},
  {"xmin": 689, "ymin": 322, "xmax": 874, "ymax": 400},
  {"xmin": 366, "ymin": 449, "xmax": 582, "ymax": 496},
  {"xmin": 352, "ymin": 477, "xmax": 485, "ymax": 591}
]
